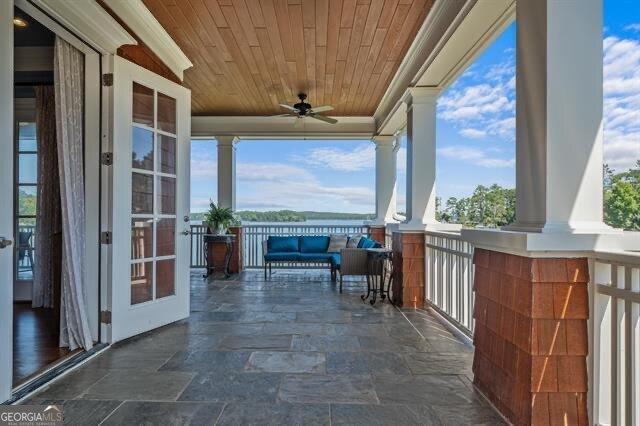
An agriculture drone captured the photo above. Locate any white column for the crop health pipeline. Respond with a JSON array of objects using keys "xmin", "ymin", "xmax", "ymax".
[
  {"xmin": 509, "ymin": 0, "xmax": 611, "ymax": 234},
  {"xmin": 372, "ymin": 135, "xmax": 397, "ymax": 225},
  {"xmin": 401, "ymin": 87, "xmax": 440, "ymax": 230},
  {"xmin": 216, "ymin": 136, "xmax": 237, "ymax": 210}
]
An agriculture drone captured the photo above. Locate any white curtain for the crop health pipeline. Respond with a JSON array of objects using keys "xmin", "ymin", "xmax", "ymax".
[{"xmin": 54, "ymin": 36, "xmax": 93, "ymax": 351}]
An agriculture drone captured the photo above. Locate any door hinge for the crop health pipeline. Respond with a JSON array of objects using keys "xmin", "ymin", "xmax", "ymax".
[
  {"xmin": 102, "ymin": 73, "xmax": 113, "ymax": 87},
  {"xmin": 100, "ymin": 310, "xmax": 112, "ymax": 324},
  {"xmin": 100, "ymin": 231, "xmax": 112, "ymax": 245},
  {"xmin": 101, "ymin": 152, "xmax": 113, "ymax": 166}
]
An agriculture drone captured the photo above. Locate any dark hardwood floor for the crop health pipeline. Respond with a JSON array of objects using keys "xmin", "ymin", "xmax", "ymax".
[{"xmin": 12, "ymin": 302, "xmax": 72, "ymax": 386}]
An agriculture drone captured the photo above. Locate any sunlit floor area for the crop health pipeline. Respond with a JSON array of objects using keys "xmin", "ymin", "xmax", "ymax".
[{"xmin": 22, "ymin": 269, "xmax": 503, "ymax": 425}]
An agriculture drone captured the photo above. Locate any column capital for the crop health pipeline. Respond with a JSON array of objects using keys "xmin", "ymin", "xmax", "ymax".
[
  {"xmin": 372, "ymin": 135, "xmax": 395, "ymax": 147},
  {"xmin": 402, "ymin": 86, "xmax": 440, "ymax": 106},
  {"xmin": 215, "ymin": 136, "xmax": 238, "ymax": 147}
]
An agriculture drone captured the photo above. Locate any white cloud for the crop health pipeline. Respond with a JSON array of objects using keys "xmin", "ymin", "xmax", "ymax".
[
  {"xmin": 438, "ymin": 146, "xmax": 515, "ymax": 168},
  {"xmin": 603, "ymin": 35, "xmax": 640, "ymax": 171},
  {"xmin": 624, "ymin": 23, "xmax": 640, "ymax": 32},
  {"xmin": 235, "ymin": 161, "xmax": 374, "ymax": 212},
  {"xmin": 191, "ymin": 157, "xmax": 217, "ymax": 179},
  {"xmin": 459, "ymin": 128, "xmax": 487, "ymax": 139},
  {"xmin": 292, "ymin": 143, "xmax": 375, "ymax": 172}
]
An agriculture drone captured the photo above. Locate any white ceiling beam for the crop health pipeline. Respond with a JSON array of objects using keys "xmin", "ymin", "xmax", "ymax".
[{"xmin": 192, "ymin": 116, "xmax": 376, "ymax": 139}]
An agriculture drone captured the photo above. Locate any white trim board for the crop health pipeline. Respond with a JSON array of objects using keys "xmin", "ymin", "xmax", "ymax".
[
  {"xmin": 192, "ymin": 116, "xmax": 376, "ymax": 138},
  {"xmin": 102, "ymin": 0, "xmax": 193, "ymax": 80},
  {"xmin": 29, "ymin": 0, "xmax": 136, "ymax": 54}
]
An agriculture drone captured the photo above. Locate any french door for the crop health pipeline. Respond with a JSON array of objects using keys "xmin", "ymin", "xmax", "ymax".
[{"xmin": 110, "ymin": 56, "xmax": 191, "ymax": 342}]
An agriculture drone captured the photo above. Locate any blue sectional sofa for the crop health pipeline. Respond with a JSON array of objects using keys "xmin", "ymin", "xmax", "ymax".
[{"xmin": 262, "ymin": 235, "xmax": 381, "ymax": 281}]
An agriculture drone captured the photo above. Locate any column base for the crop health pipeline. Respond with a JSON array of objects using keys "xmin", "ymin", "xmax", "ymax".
[
  {"xmin": 472, "ymin": 248, "xmax": 589, "ymax": 425},
  {"xmin": 391, "ymin": 231, "xmax": 425, "ymax": 308}
]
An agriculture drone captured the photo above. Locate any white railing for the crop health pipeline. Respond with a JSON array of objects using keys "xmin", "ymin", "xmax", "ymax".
[
  {"xmin": 242, "ymin": 224, "xmax": 368, "ymax": 268},
  {"xmin": 590, "ymin": 250, "xmax": 640, "ymax": 426},
  {"xmin": 190, "ymin": 224, "xmax": 207, "ymax": 268},
  {"xmin": 424, "ymin": 230, "xmax": 475, "ymax": 336}
]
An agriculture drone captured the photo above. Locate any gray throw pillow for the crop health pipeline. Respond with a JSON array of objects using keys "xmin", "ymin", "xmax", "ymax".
[
  {"xmin": 346, "ymin": 234, "xmax": 363, "ymax": 248},
  {"xmin": 327, "ymin": 234, "xmax": 348, "ymax": 252}
]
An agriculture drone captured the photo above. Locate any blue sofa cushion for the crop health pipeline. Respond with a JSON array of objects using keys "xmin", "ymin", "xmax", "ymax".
[
  {"xmin": 299, "ymin": 236, "xmax": 330, "ymax": 253},
  {"xmin": 267, "ymin": 236, "xmax": 299, "ymax": 252},
  {"xmin": 358, "ymin": 237, "xmax": 377, "ymax": 249},
  {"xmin": 329, "ymin": 253, "xmax": 341, "ymax": 269},
  {"xmin": 299, "ymin": 253, "xmax": 333, "ymax": 262},
  {"xmin": 264, "ymin": 252, "xmax": 300, "ymax": 262}
]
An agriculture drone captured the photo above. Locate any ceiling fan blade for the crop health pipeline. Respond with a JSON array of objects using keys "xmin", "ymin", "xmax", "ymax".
[
  {"xmin": 309, "ymin": 114, "xmax": 338, "ymax": 124},
  {"xmin": 293, "ymin": 117, "xmax": 304, "ymax": 128},
  {"xmin": 279, "ymin": 104, "xmax": 298, "ymax": 112},
  {"xmin": 271, "ymin": 113, "xmax": 294, "ymax": 117},
  {"xmin": 309, "ymin": 105, "xmax": 333, "ymax": 113}
]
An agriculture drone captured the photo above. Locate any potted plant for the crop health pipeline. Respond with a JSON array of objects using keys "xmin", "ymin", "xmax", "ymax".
[{"xmin": 203, "ymin": 200, "xmax": 235, "ymax": 235}]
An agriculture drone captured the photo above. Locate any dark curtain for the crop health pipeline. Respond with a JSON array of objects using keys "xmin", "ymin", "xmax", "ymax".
[{"xmin": 32, "ymin": 85, "xmax": 62, "ymax": 309}]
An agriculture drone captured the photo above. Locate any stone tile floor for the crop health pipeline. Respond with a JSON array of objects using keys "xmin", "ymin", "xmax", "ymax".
[{"xmin": 23, "ymin": 269, "xmax": 504, "ymax": 425}]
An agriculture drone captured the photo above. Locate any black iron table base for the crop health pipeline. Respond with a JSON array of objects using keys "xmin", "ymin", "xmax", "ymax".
[
  {"xmin": 203, "ymin": 234, "xmax": 235, "ymax": 279},
  {"xmin": 361, "ymin": 248, "xmax": 394, "ymax": 305}
]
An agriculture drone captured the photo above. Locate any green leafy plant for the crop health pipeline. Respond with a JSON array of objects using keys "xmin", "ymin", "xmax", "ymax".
[{"xmin": 203, "ymin": 200, "xmax": 235, "ymax": 233}]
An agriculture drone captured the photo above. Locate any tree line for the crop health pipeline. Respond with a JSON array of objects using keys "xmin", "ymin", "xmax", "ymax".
[{"xmin": 437, "ymin": 161, "xmax": 639, "ymax": 231}]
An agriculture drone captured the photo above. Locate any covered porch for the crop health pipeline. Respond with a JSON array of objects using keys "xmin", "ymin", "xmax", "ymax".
[
  {"xmin": 1, "ymin": 0, "xmax": 637, "ymax": 423},
  {"xmin": 23, "ymin": 269, "xmax": 501, "ymax": 424}
]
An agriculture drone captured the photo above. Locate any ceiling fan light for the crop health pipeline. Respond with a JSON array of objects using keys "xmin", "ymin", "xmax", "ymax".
[{"xmin": 13, "ymin": 17, "xmax": 28, "ymax": 28}]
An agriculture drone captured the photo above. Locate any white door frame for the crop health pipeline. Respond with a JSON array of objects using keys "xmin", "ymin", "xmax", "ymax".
[
  {"xmin": 0, "ymin": 0, "xmax": 103, "ymax": 401},
  {"xmin": 0, "ymin": 0, "xmax": 16, "ymax": 404}
]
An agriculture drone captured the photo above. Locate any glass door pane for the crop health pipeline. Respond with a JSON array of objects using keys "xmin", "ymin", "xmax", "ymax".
[{"xmin": 130, "ymin": 83, "xmax": 177, "ymax": 305}]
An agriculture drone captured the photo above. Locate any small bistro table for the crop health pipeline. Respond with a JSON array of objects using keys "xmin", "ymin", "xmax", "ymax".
[
  {"xmin": 203, "ymin": 234, "xmax": 236, "ymax": 278},
  {"xmin": 361, "ymin": 247, "xmax": 394, "ymax": 305}
]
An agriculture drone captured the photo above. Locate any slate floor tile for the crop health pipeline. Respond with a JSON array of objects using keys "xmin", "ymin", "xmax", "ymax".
[
  {"xmin": 160, "ymin": 350, "xmax": 251, "ymax": 373},
  {"xmin": 291, "ymin": 335, "xmax": 361, "ymax": 352},
  {"xmin": 279, "ymin": 375, "xmax": 378, "ymax": 404},
  {"xmin": 330, "ymin": 403, "xmax": 436, "ymax": 426},
  {"xmin": 101, "ymin": 401, "xmax": 224, "ymax": 425},
  {"xmin": 326, "ymin": 352, "xmax": 411, "ymax": 375},
  {"xmin": 217, "ymin": 403, "xmax": 330, "ymax": 425},
  {"xmin": 81, "ymin": 371, "xmax": 193, "ymax": 401},
  {"xmin": 246, "ymin": 351, "xmax": 325, "ymax": 373},
  {"xmin": 39, "ymin": 399, "xmax": 122, "ymax": 426},
  {"xmin": 216, "ymin": 335, "xmax": 292, "ymax": 351},
  {"xmin": 32, "ymin": 367, "xmax": 111, "ymax": 400},
  {"xmin": 373, "ymin": 374, "xmax": 482, "ymax": 406},
  {"xmin": 178, "ymin": 372, "xmax": 281, "ymax": 403},
  {"xmin": 403, "ymin": 352, "xmax": 473, "ymax": 375}
]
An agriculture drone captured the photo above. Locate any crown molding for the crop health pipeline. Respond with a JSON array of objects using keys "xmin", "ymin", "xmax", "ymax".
[
  {"xmin": 192, "ymin": 116, "xmax": 375, "ymax": 139},
  {"xmin": 102, "ymin": 0, "xmax": 193, "ymax": 80},
  {"xmin": 30, "ymin": 0, "xmax": 136, "ymax": 54}
]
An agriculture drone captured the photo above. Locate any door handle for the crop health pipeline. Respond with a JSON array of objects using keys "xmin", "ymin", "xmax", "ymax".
[
  {"xmin": 181, "ymin": 229, "xmax": 192, "ymax": 236},
  {"xmin": 0, "ymin": 237, "xmax": 13, "ymax": 249}
]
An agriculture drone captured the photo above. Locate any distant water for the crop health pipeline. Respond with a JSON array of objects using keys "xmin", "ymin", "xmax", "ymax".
[{"xmin": 190, "ymin": 219, "xmax": 367, "ymax": 226}]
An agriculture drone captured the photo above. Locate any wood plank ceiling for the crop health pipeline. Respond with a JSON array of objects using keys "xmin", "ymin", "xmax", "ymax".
[{"xmin": 142, "ymin": 0, "xmax": 434, "ymax": 116}]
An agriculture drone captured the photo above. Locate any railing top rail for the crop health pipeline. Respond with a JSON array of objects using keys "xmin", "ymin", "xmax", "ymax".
[
  {"xmin": 240, "ymin": 224, "xmax": 367, "ymax": 228},
  {"xmin": 591, "ymin": 249, "xmax": 640, "ymax": 267},
  {"xmin": 424, "ymin": 229, "xmax": 463, "ymax": 239}
]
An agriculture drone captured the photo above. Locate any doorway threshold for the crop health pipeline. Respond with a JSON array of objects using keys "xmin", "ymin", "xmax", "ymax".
[{"xmin": 7, "ymin": 343, "xmax": 108, "ymax": 404}]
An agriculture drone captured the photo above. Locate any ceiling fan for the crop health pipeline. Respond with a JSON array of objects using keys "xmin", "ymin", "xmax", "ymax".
[{"xmin": 274, "ymin": 93, "xmax": 338, "ymax": 127}]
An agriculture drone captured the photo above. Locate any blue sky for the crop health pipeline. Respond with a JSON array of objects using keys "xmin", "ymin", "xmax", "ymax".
[{"xmin": 191, "ymin": 1, "xmax": 639, "ymax": 214}]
